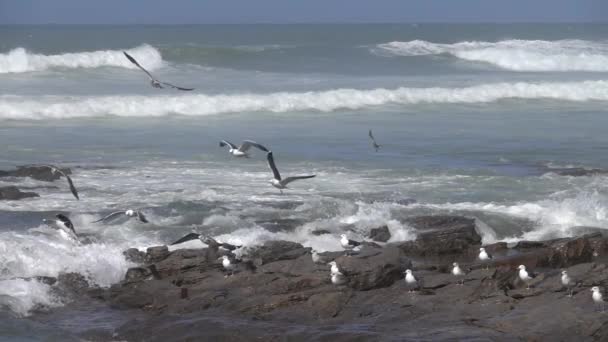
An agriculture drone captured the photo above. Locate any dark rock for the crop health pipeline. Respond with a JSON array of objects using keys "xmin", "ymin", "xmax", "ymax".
[
  {"xmin": 311, "ymin": 229, "xmax": 332, "ymax": 236},
  {"xmin": 369, "ymin": 225, "xmax": 391, "ymax": 242},
  {"xmin": 145, "ymin": 245, "xmax": 170, "ymax": 263},
  {"xmin": 0, "ymin": 165, "xmax": 71, "ymax": 182},
  {"xmin": 56, "ymin": 272, "xmax": 90, "ymax": 296},
  {"xmin": 545, "ymin": 167, "xmax": 608, "ymax": 177},
  {"xmin": 334, "ymin": 246, "xmax": 410, "ymax": 290},
  {"xmin": 0, "ymin": 186, "xmax": 39, "ymax": 200},
  {"xmin": 123, "ymin": 248, "xmax": 146, "ymax": 263},
  {"xmin": 124, "ymin": 267, "xmax": 152, "ymax": 282},
  {"xmin": 399, "ymin": 215, "xmax": 481, "ymax": 258},
  {"xmin": 246, "ymin": 240, "xmax": 310, "ymax": 266}
]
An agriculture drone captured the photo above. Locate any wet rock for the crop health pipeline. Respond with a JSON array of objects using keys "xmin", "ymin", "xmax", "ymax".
[
  {"xmin": 56, "ymin": 272, "xmax": 90, "ymax": 296},
  {"xmin": 311, "ymin": 229, "xmax": 331, "ymax": 236},
  {"xmin": 145, "ymin": 245, "xmax": 170, "ymax": 263},
  {"xmin": 369, "ymin": 225, "xmax": 391, "ymax": 242},
  {"xmin": 123, "ymin": 248, "xmax": 146, "ymax": 263},
  {"xmin": 0, "ymin": 165, "xmax": 71, "ymax": 182},
  {"xmin": 124, "ymin": 267, "xmax": 152, "ymax": 282},
  {"xmin": 245, "ymin": 240, "xmax": 310, "ymax": 266},
  {"xmin": 0, "ymin": 186, "xmax": 39, "ymax": 200},
  {"xmin": 399, "ymin": 215, "xmax": 481, "ymax": 258},
  {"xmin": 334, "ymin": 246, "xmax": 410, "ymax": 290},
  {"xmin": 544, "ymin": 167, "xmax": 608, "ymax": 177}
]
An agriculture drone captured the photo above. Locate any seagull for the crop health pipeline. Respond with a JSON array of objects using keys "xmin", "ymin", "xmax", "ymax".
[
  {"xmin": 311, "ymin": 249, "xmax": 326, "ymax": 264},
  {"xmin": 478, "ymin": 247, "xmax": 493, "ymax": 270},
  {"xmin": 452, "ymin": 262, "xmax": 466, "ymax": 285},
  {"xmin": 518, "ymin": 265, "xmax": 537, "ymax": 290},
  {"xmin": 38, "ymin": 165, "xmax": 79, "ymax": 200},
  {"xmin": 591, "ymin": 286, "xmax": 605, "ymax": 312},
  {"xmin": 340, "ymin": 234, "xmax": 362, "ymax": 256},
  {"xmin": 123, "ymin": 51, "xmax": 194, "ymax": 91},
  {"xmin": 219, "ymin": 140, "xmax": 269, "ymax": 158},
  {"xmin": 219, "ymin": 255, "xmax": 236, "ymax": 276},
  {"xmin": 368, "ymin": 129, "xmax": 381, "ymax": 152},
  {"xmin": 43, "ymin": 214, "xmax": 77, "ymax": 238},
  {"xmin": 170, "ymin": 234, "xmax": 240, "ymax": 253},
  {"xmin": 328, "ymin": 261, "xmax": 341, "ymax": 275},
  {"xmin": 331, "ymin": 271, "xmax": 348, "ymax": 286},
  {"xmin": 266, "ymin": 151, "xmax": 315, "ymax": 194},
  {"xmin": 404, "ymin": 269, "xmax": 420, "ymax": 293},
  {"xmin": 92, "ymin": 209, "xmax": 148, "ymax": 224},
  {"xmin": 561, "ymin": 270, "xmax": 576, "ymax": 297}
]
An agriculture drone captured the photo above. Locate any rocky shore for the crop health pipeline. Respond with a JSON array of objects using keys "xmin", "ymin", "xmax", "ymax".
[{"xmin": 36, "ymin": 215, "xmax": 608, "ymax": 341}]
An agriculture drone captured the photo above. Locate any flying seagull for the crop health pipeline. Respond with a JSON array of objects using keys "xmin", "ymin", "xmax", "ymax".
[
  {"xmin": 266, "ymin": 151, "xmax": 315, "ymax": 193},
  {"xmin": 368, "ymin": 129, "xmax": 381, "ymax": 152},
  {"xmin": 518, "ymin": 265, "xmax": 537, "ymax": 290},
  {"xmin": 123, "ymin": 51, "xmax": 194, "ymax": 91},
  {"xmin": 38, "ymin": 165, "xmax": 79, "ymax": 200},
  {"xmin": 340, "ymin": 234, "xmax": 361, "ymax": 256},
  {"xmin": 219, "ymin": 140, "xmax": 269, "ymax": 157},
  {"xmin": 92, "ymin": 209, "xmax": 148, "ymax": 224},
  {"xmin": 43, "ymin": 214, "xmax": 77, "ymax": 238},
  {"xmin": 170, "ymin": 234, "xmax": 241, "ymax": 253}
]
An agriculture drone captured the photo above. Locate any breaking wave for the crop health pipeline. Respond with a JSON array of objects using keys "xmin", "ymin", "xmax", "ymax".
[{"xmin": 376, "ymin": 39, "xmax": 608, "ymax": 72}]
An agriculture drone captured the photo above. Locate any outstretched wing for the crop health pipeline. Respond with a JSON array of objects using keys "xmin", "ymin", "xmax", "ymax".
[
  {"xmin": 137, "ymin": 211, "xmax": 149, "ymax": 223},
  {"xmin": 91, "ymin": 211, "xmax": 125, "ymax": 223},
  {"xmin": 368, "ymin": 129, "xmax": 375, "ymax": 141},
  {"xmin": 219, "ymin": 140, "xmax": 238, "ymax": 150},
  {"xmin": 123, "ymin": 51, "xmax": 156, "ymax": 81},
  {"xmin": 160, "ymin": 82, "xmax": 194, "ymax": 91},
  {"xmin": 65, "ymin": 175, "xmax": 79, "ymax": 200},
  {"xmin": 55, "ymin": 214, "xmax": 76, "ymax": 235},
  {"xmin": 170, "ymin": 232, "xmax": 201, "ymax": 245},
  {"xmin": 266, "ymin": 152, "xmax": 281, "ymax": 181},
  {"xmin": 238, "ymin": 140, "xmax": 269, "ymax": 152},
  {"xmin": 282, "ymin": 175, "xmax": 316, "ymax": 185}
]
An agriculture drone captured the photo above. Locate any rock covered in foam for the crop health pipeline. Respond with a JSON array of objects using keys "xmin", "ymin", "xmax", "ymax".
[{"xmin": 369, "ymin": 225, "xmax": 391, "ymax": 242}]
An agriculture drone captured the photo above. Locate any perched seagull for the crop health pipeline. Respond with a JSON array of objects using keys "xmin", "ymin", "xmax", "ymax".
[
  {"xmin": 404, "ymin": 269, "xmax": 420, "ymax": 293},
  {"xmin": 591, "ymin": 286, "xmax": 605, "ymax": 312},
  {"xmin": 220, "ymin": 255, "xmax": 236, "ymax": 276},
  {"xmin": 219, "ymin": 140, "xmax": 268, "ymax": 158},
  {"xmin": 92, "ymin": 209, "xmax": 148, "ymax": 224},
  {"xmin": 340, "ymin": 234, "xmax": 361, "ymax": 256},
  {"xmin": 331, "ymin": 271, "xmax": 348, "ymax": 286},
  {"xmin": 123, "ymin": 51, "xmax": 194, "ymax": 91},
  {"xmin": 328, "ymin": 261, "xmax": 341, "ymax": 275},
  {"xmin": 478, "ymin": 247, "xmax": 493, "ymax": 270},
  {"xmin": 311, "ymin": 249, "xmax": 323, "ymax": 264},
  {"xmin": 368, "ymin": 129, "xmax": 381, "ymax": 152},
  {"xmin": 518, "ymin": 265, "xmax": 537, "ymax": 290},
  {"xmin": 38, "ymin": 165, "xmax": 79, "ymax": 200},
  {"xmin": 452, "ymin": 262, "xmax": 466, "ymax": 285},
  {"xmin": 561, "ymin": 270, "xmax": 576, "ymax": 297},
  {"xmin": 266, "ymin": 152, "xmax": 315, "ymax": 194},
  {"xmin": 43, "ymin": 214, "xmax": 77, "ymax": 238}
]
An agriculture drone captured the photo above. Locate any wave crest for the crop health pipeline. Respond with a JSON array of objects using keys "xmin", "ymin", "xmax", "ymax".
[
  {"xmin": 0, "ymin": 44, "xmax": 163, "ymax": 74},
  {"xmin": 376, "ymin": 39, "xmax": 608, "ymax": 72}
]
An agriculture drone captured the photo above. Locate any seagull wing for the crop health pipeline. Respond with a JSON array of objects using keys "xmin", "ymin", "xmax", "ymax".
[
  {"xmin": 123, "ymin": 51, "xmax": 156, "ymax": 81},
  {"xmin": 238, "ymin": 140, "xmax": 269, "ymax": 152},
  {"xmin": 137, "ymin": 211, "xmax": 149, "ymax": 223},
  {"xmin": 65, "ymin": 175, "xmax": 80, "ymax": 200},
  {"xmin": 219, "ymin": 140, "xmax": 238, "ymax": 150},
  {"xmin": 368, "ymin": 129, "xmax": 375, "ymax": 141},
  {"xmin": 282, "ymin": 175, "xmax": 316, "ymax": 185},
  {"xmin": 91, "ymin": 211, "xmax": 125, "ymax": 223},
  {"xmin": 160, "ymin": 82, "xmax": 194, "ymax": 91},
  {"xmin": 170, "ymin": 232, "xmax": 201, "ymax": 245},
  {"xmin": 266, "ymin": 152, "xmax": 281, "ymax": 181}
]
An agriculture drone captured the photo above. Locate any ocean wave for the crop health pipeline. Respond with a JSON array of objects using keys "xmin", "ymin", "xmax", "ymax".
[
  {"xmin": 1, "ymin": 80, "xmax": 608, "ymax": 120},
  {"xmin": 0, "ymin": 44, "xmax": 163, "ymax": 74},
  {"xmin": 376, "ymin": 39, "xmax": 608, "ymax": 72}
]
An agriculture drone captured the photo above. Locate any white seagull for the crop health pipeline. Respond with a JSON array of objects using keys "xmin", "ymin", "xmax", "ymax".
[
  {"xmin": 518, "ymin": 265, "xmax": 537, "ymax": 290},
  {"xmin": 220, "ymin": 255, "xmax": 236, "ymax": 276},
  {"xmin": 92, "ymin": 209, "xmax": 148, "ymax": 224},
  {"xmin": 591, "ymin": 286, "xmax": 605, "ymax": 312},
  {"xmin": 39, "ymin": 165, "xmax": 79, "ymax": 200},
  {"xmin": 123, "ymin": 51, "xmax": 194, "ymax": 91},
  {"xmin": 478, "ymin": 247, "xmax": 493, "ymax": 270},
  {"xmin": 340, "ymin": 234, "xmax": 361, "ymax": 256},
  {"xmin": 43, "ymin": 214, "xmax": 77, "ymax": 239},
  {"xmin": 266, "ymin": 151, "xmax": 315, "ymax": 193},
  {"xmin": 368, "ymin": 129, "xmax": 381, "ymax": 152},
  {"xmin": 452, "ymin": 262, "xmax": 466, "ymax": 285},
  {"xmin": 331, "ymin": 271, "xmax": 347, "ymax": 286},
  {"xmin": 561, "ymin": 270, "xmax": 575, "ymax": 297},
  {"xmin": 405, "ymin": 269, "xmax": 420, "ymax": 293},
  {"xmin": 219, "ymin": 140, "xmax": 269, "ymax": 157},
  {"xmin": 328, "ymin": 261, "xmax": 341, "ymax": 275}
]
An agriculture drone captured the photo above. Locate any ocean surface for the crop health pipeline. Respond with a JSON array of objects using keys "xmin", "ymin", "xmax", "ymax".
[{"xmin": 1, "ymin": 23, "xmax": 608, "ymax": 337}]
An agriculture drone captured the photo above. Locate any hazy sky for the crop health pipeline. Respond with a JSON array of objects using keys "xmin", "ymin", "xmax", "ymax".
[{"xmin": 0, "ymin": 0, "xmax": 606, "ymax": 24}]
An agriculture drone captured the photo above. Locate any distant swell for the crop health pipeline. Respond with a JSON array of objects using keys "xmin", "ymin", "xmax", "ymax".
[
  {"xmin": 0, "ymin": 44, "xmax": 163, "ymax": 74},
  {"xmin": 376, "ymin": 39, "xmax": 608, "ymax": 72},
  {"xmin": 2, "ymin": 80, "xmax": 608, "ymax": 120}
]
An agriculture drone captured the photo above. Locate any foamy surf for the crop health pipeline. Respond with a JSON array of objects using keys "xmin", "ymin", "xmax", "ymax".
[
  {"xmin": 0, "ymin": 44, "xmax": 163, "ymax": 74},
  {"xmin": 2, "ymin": 79, "xmax": 608, "ymax": 120},
  {"xmin": 376, "ymin": 39, "xmax": 608, "ymax": 72}
]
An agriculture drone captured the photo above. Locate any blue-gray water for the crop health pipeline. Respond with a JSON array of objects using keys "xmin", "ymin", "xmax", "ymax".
[{"xmin": 1, "ymin": 24, "xmax": 608, "ymax": 338}]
